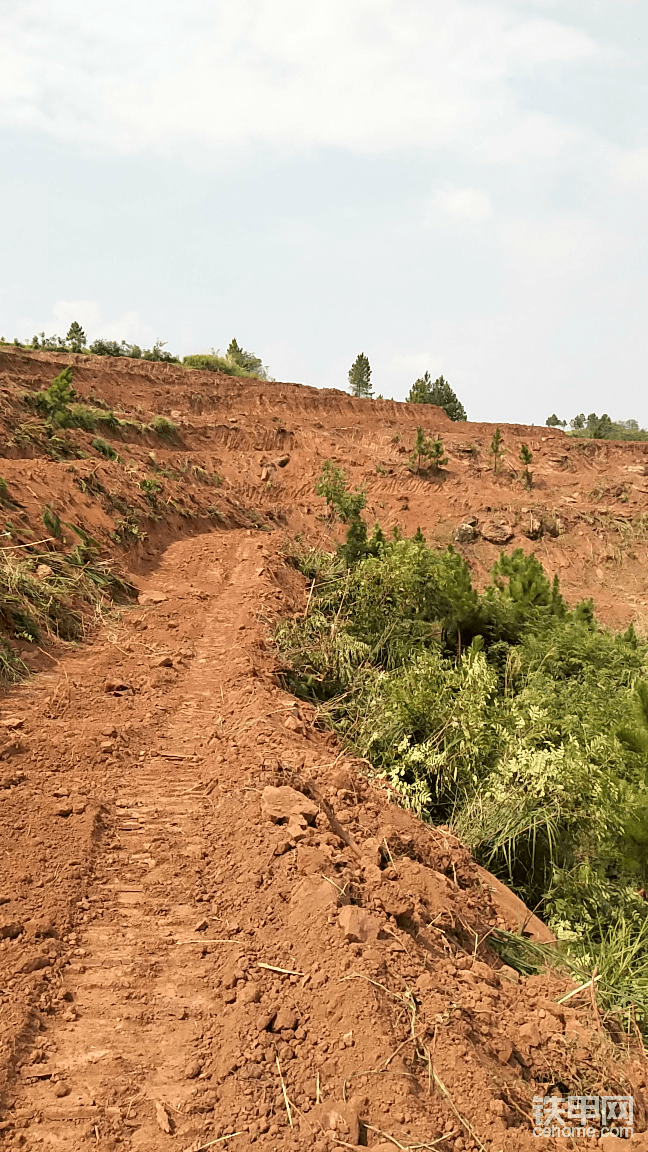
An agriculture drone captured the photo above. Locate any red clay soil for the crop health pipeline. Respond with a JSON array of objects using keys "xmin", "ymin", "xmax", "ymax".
[{"xmin": 0, "ymin": 350, "xmax": 648, "ymax": 1151}]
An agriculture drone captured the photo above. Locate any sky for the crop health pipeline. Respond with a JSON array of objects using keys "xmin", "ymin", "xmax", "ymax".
[{"xmin": 1, "ymin": 0, "xmax": 647, "ymax": 424}]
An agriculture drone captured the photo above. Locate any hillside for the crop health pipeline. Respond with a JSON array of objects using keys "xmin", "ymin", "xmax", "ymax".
[{"xmin": 0, "ymin": 348, "xmax": 647, "ymax": 1150}]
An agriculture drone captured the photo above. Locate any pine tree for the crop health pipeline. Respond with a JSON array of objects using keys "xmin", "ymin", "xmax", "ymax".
[
  {"xmin": 490, "ymin": 427, "xmax": 503, "ymax": 474},
  {"xmin": 66, "ymin": 321, "xmax": 86, "ymax": 352},
  {"xmin": 409, "ymin": 427, "xmax": 447, "ymax": 475},
  {"xmin": 409, "ymin": 426, "xmax": 431, "ymax": 473},
  {"xmin": 545, "ymin": 414, "xmax": 566, "ymax": 428},
  {"xmin": 348, "ymin": 353, "xmax": 372, "ymax": 398},
  {"xmin": 226, "ymin": 338, "xmax": 268, "ymax": 380},
  {"xmin": 429, "ymin": 437, "xmax": 448, "ymax": 475},
  {"xmin": 519, "ymin": 443, "xmax": 533, "ymax": 489},
  {"xmin": 406, "ymin": 372, "xmax": 466, "ymax": 421}
]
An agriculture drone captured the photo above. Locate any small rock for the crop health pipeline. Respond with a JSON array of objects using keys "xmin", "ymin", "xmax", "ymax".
[
  {"xmin": 338, "ymin": 906, "xmax": 381, "ymax": 944},
  {"xmin": 19, "ymin": 955, "xmax": 50, "ymax": 974},
  {"xmin": 255, "ymin": 1011, "xmax": 277, "ymax": 1032},
  {"xmin": 0, "ymin": 922, "xmax": 23, "ymax": 940},
  {"xmin": 313, "ymin": 1103, "xmax": 360, "ymax": 1145},
  {"xmin": 261, "ymin": 786, "xmax": 319, "ymax": 826},
  {"xmin": 1, "ymin": 716, "xmax": 25, "ymax": 730},
  {"xmin": 54, "ymin": 803, "xmax": 73, "ymax": 818},
  {"xmin": 152, "ymin": 655, "xmax": 173, "ymax": 668},
  {"xmin": 522, "ymin": 514, "xmax": 543, "ymax": 541},
  {"xmin": 194, "ymin": 918, "xmax": 208, "ymax": 933},
  {"xmin": 30, "ymin": 919, "xmax": 58, "ymax": 939},
  {"xmin": 498, "ymin": 964, "xmax": 520, "ymax": 984},
  {"xmin": 454, "ymin": 523, "xmax": 479, "ymax": 544},
  {"xmin": 375, "ymin": 885, "xmax": 414, "ymax": 921},
  {"xmin": 183, "ymin": 1060, "xmax": 202, "ymax": 1080},
  {"xmin": 273, "ymin": 1006, "xmax": 298, "ymax": 1032},
  {"xmin": 155, "ymin": 1101, "xmax": 174, "ymax": 1134},
  {"xmin": 103, "ymin": 679, "xmax": 132, "ymax": 695},
  {"xmin": 238, "ymin": 982, "xmax": 261, "ymax": 1005},
  {"xmin": 360, "ymin": 837, "xmax": 382, "ymax": 869},
  {"xmin": 518, "ymin": 1021, "xmax": 542, "ymax": 1047},
  {"xmin": 276, "ymin": 454, "xmax": 291, "ymax": 468},
  {"xmin": 495, "ymin": 1040, "xmax": 513, "ymax": 1065},
  {"xmin": 273, "ymin": 836, "xmax": 293, "ymax": 856},
  {"xmin": 36, "ymin": 564, "xmax": 54, "ymax": 579},
  {"xmin": 489, "ymin": 1099, "xmax": 509, "ymax": 1119},
  {"xmin": 101, "ymin": 725, "xmax": 118, "ymax": 738},
  {"xmin": 481, "ymin": 521, "xmax": 514, "ymax": 545},
  {"xmin": 100, "ymin": 741, "xmax": 114, "ymax": 754},
  {"xmin": 53, "ymin": 1082, "xmax": 70, "ymax": 1098},
  {"xmin": 138, "ymin": 590, "xmax": 168, "ymax": 605}
]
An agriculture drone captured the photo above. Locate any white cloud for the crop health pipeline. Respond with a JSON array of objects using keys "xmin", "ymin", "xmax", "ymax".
[
  {"xmin": 426, "ymin": 183, "xmax": 493, "ymax": 223},
  {"xmin": 0, "ymin": 0, "xmax": 600, "ymax": 163},
  {"xmin": 20, "ymin": 300, "xmax": 156, "ymax": 347},
  {"xmin": 390, "ymin": 352, "xmax": 443, "ymax": 378}
]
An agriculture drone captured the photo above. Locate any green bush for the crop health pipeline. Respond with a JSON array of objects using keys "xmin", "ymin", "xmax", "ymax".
[
  {"xmin": 277, "ymin": 522, "xmax": 648, "ymax": 1033},
  {"xmin": 149, "ymin": 415, "xmax": 177, "ymax": 437},
  {"xmin": 91, "ymin": 437, "xmax": 119, "ymax": 460},
  {"xmin": 182, "ymin": 353, "xmax": 256, "ymax": 378}
]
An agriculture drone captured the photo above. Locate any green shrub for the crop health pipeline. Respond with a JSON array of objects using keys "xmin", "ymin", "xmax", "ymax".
[
  {"xmin": 91, "ymin": 437, "xmax": 119, "ymax": 460},
  {"xmin": 182, "ymin": 353, "xmax": 255, "ymax": 378},
  {"xmin": 149, "ymin": 415, "xmax": 177, "ymax": 437},
  {"xmin": 33, "ymin": 367, "xmax": 76, "ymax": 426},
  {"xmin": 277, "ymin": 520, "xmax": 648, "ymax": 1034}
]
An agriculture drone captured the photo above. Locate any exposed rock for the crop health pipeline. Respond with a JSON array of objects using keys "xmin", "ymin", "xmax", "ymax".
[
  {"xmin": 453, "ymin": 522, "xmax": 479, "ymax": 544},
  {"xmin": 237, "ymin": 982, "xmax": 261, "ymax": 1005},
  {"xmin": 261, "ymin": 785, "xmax": 319, "ymax": 825},
  {"xmin": 521, "ymin": 513, "xmax": 543, "ymax": 540},
  {"xmin": 518, "ymin": 1021, "xmax": 542, "ymax": 1047},
  {"xmin": 138, "ymin": 590, "xmax": 168, "ymax": 605},
  {"xmin": 313, "ymin": 1103, "xmax": 360, "ymax": 1145},
  {"xmin": 273, "ymin": 1006, "xmax": 298, "ymax": 1032},
  {"xmin": 289, "ymin": 875, "xmax": 342, "ymax": 918},
  {"xmin": 155, "ymin": 1101, "xmax": 174, "ymax": 1134},
  {"xmin": 0, "ymin": 922, "xmax": 24, "ymax": 940},
  {"xmin": 480, "ymin": 520, "xmax": 514, "ymax": 545},
  {"xmin": 338, "ymin": 905, "xmax": 382, "ymax": 944}
]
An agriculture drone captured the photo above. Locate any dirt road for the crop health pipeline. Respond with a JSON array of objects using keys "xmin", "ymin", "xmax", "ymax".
[{"xmin": 1, "ymin": 526, "xmax": 643, "ymax": 1151}]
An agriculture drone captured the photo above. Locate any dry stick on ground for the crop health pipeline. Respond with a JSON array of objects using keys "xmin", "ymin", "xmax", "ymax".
[
  {"xmin": 185, "ymin": 1135, "xmax": 243, "ymax": 1152},
  {"xmin": 589, "ymin": 964, "xmax": 601, "ymax": 1030},
  {"xmin": 175, "ymin": 938, "xmax": 239, "ymax": 945},
  {"xmin": 558, "ymin": 974, "xmax": 602, "ymax": 1004},
  {"xmin": 257, "ymin": 962, "xmax": 304, "ymax": 976},
  {"xmin": 276, "ymin": 1055, "xmax": 293, "ymax": 1128},
  {"xmin": 301, "ymin": 779, "xmax": 363, "ymax": 860},
  {"xmin": 432, "ymin": 1071, "xmax": 487, "ymax": 1152},
  {"xmin": 364, "ymin": 1124, "xmax": 454, "ymax": 1150}
]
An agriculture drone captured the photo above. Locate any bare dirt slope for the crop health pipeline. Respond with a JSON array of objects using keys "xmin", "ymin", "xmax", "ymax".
[{"xmin": 1, "ymin": 350, "xmax": 648, "ymax": 1151}]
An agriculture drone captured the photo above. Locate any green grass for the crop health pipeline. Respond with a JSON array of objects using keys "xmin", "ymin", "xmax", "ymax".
[
  {"xmin": 0, "ymin": 548, "xmax": 135, "ymax": 675},
  {"xmin": 182, "ymin": 353, "xmax": 257, "ymax": 378},
  {"xmin": 275, "ymin": 482, "xmax": 648, "ymax": 1038},
  {"xmin": 91, "ymin": 437, "xmax": 120, "ymax": 460},
  {"xmin": 148, "ymin": 415, "xmax": 177, "ymax": 437}
]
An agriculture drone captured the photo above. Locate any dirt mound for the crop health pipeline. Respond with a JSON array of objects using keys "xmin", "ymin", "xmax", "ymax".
[{"xmin": 0, "ymin": 351, "xmax": 647, "ymax": 1149}]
